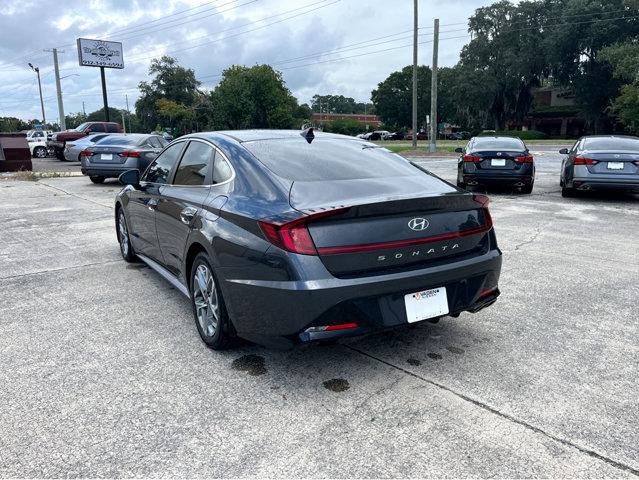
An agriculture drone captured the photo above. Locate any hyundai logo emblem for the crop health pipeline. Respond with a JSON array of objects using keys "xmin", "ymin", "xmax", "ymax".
[{"xmin": 408, "ymin": 218, "xmax": 429, "ymax": 231}]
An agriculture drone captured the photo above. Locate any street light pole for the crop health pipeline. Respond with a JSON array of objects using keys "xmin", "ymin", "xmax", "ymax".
[
  {"xmin": 28, "ymin": 63, "xmax": 46, "ymax": 125},
  {"xmin": 52, "ymin": 48, "xmax": 66, "ymax": 131}
]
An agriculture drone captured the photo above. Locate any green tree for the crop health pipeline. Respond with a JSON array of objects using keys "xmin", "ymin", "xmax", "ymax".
[
  {"xmin": 371, "ymin": 65, "xmax": 432, "ymax": 130},
  {"xmin": 135, "ymin": 56, "xmax": 202, "ymax": 133},
  {"xmin": 322, "ymin": 118, "xmax": 362, "ymax": 136},
  {"xmin": 210, "ymin": 65, "xmax": 298, "ymax": 129}
]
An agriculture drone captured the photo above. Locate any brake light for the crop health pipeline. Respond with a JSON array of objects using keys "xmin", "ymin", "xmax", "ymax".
[
  {"xmin": 463, "ymin": 155, "xmax": 481, "ymax": 162},
  {"xmin": 118, "ymin": 151, "xmax": 142, "ymax": 158},
  {"xmin": 79, "ymin": 150, "xmax": 94, "ymax": 156},
  {"xmin": 515, "ymin": 155, "xmax": 534, "ymax": 163},
  {"xmin": 574, "ymin": 157, "xmax": 598, "ymax": 165},
  {"xmin": 258, "ymin": 208, "xmax": 349, "ymax": 255}
]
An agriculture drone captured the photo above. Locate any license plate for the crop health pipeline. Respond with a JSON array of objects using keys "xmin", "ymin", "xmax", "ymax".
[
  {"xmin": 607, "ymin": 162, "xmax": 624, "ymax": 170},
  {"xmin": 404, "ymin": 287, "xmax": 449, "ymax": 323},
  {"xmin": 491, "ymin": 159, "xmax": 506, "ymax": 167},
  {"xmin": 101, "ymin": 153, "xmax": 113, "ymax": 161}
]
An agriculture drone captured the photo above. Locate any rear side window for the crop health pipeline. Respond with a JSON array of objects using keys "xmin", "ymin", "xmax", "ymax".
[
  {"xmin": 148, "ymin": 136, "xmax": 163, "ymax": 148},
  {"xmin": 212, "ymin": 155, "xmax": 232, "ymax": 184},
  {"xmin": 143, "ymin": 142, "xmax": 184, "ymax": 184},
  {"xmin": 173, "ymin": 141, "xmax": 213, "ymax": 186},
  {"xmin": 89, "ymin": 124, "xmax": 106, "ymax": 133},
  {"xmin": 106, "ymin": 124, "xmax": 119, "ymax": 133},
  {"xmin": 472, "ymin": 137, "xmax": 525, "ymax": 151},
  {"xmin": 583, "ymin": 137, "xmax": 639, "ymax": 151},
  {"xmin": 242, "ymin": 138, "xmax": 417, "ymax": 181}
]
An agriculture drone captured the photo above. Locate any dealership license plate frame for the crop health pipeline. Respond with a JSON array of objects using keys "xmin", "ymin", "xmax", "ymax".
[
  {"xmin": 607, "ymin": 161, "xmax": 624, "ymax": 170},
  {"xmin": 491, "ymin": 159, "xmax": 506, "ymax": 167},
  {"xmin": 404, "ymin": 287, "xmax": 449, "ymax": 323}
]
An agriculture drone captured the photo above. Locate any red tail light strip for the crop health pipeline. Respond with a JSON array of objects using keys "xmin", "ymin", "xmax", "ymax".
[
  {"xmin": 316, "ymin": 217, "xmax": 492, "ymax": 255},
  {"xmin": 515, "ymin": 156, "xmax": 534, "ymax": 163},
  {"xmin": 574, "ymin": 157, "xmax": 598, "ymax": 165}
]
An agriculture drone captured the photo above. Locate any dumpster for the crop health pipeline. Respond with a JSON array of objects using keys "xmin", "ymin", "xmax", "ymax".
[{"xmin": 0, "ymin": 133, "xmax": 32, "ymax": 172}]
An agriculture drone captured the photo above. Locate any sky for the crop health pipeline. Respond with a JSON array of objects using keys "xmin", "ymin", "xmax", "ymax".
[{"xmin": 0, "ymin": 0, "xmax": 497, "ymax": 123}]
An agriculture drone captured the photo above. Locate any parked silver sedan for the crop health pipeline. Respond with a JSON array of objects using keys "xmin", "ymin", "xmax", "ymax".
[
  {"xmin": 63, "ymin": 133, "xmax": 117, "ymax": 162},
  {"xmin": 560, "ymin": 135, "xmax": 639, "ymax": 196},
  {"xmin": 80, "ymin": 133, "xmax": 167, "ymax": 184}
]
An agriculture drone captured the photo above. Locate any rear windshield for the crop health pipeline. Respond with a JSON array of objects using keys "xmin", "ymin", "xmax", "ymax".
[
  {"xmin": 583, "ymin": 137, "xmax": 639, "ymax": 151},
  {"xmin": 242, "ymin": 138, "xmax": 418, "ymax": 181},
  {"xmin": 96, "ymin": 136, "xmax": 143, "ymax": 146},
  {"xmin": 473, "ymin": 137, "xmax": 525, "ymax": 151}
]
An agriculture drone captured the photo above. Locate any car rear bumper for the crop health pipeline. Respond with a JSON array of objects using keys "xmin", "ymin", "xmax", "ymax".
[
  {"xmin": 218, "ymin": 247, "xmax": 502, "ymax": 348},
  {"xmin": 572, "ymin": 175, "xmax": 639, "ymax": 191},
  {"xmin": 463, "ymin": 173, "xmax": 533, "ymax": 186},
  {"xmin": 81, "ymin": 166, "xmax": 130, "ymax": 177}
]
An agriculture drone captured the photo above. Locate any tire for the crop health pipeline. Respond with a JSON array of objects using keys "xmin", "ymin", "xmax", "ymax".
[
  {"xmin": 562, "ymin": 186, "xmax": 576, "ymax": 197},
  {"xmin": 190, "ymin": 252, "xmax": 234, "ymax": 350},
  {"xmin": 456, "ymin": 178, "xmax": 466, "ymax": 189},
  {"xmin": 33, "ymin": 146, "xmax": 47, "ymax": 158},
  {"xmin": 55, "ymin": 149, "xmax": 64, "ymax": 161},
  {"xmin": 521, "ymin": 184, "xmax": 533, "ymax": 194},
  {"xmin": 116, "ymin": 208, "xmax": 136, "ymax": 262},
  {"xmin": 90, "ymin": 176, "xmax": 105, "ymax": 184}
]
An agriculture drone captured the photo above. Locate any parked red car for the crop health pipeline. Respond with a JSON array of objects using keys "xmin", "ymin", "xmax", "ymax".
[{"xmin": 49, "ymin": 122, "xmax": 122, "ymax": 160}]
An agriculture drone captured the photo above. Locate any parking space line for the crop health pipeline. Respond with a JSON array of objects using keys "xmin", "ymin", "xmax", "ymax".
[
  {"xmin": 38, "ymin": 182, "xmax": 112, "ymax": 209},
  {"xmin": 1, "ymin": 260, "xmax": 121, "ymax": 281},
  {"xmin": 345, "ymin": 345, "xmax": 639, "ymax": 477}
]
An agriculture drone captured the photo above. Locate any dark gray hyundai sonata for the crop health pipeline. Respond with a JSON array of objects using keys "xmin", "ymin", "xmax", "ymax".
[{"xmin": 114, "ymin": 129, "xmax": 502, "ymax": 349}]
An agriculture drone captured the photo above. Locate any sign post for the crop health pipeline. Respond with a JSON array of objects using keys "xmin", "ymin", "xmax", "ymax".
[{"xmin": 76, "ymin": 38, "xmax": 124, "ymax": 123}]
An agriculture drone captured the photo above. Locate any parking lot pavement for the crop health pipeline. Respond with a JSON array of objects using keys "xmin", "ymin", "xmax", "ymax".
[
  {"xmin": 0, "ymin": 151, "xmax": 638, "ymax": 477},
  {"xmin": 30, "ymin": 156, "xmax": 83, "ymax": 174}
]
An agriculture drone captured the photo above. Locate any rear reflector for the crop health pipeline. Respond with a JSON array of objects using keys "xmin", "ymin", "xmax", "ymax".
[
  {"xmin": 118, "ymin": 151, "xmax": 142, "ymax": 158},
  {"xmin": 478, "ymin": 286, "xmax": 497, "ymax": 299},
  {"xmin": 515, "ymin": 155, "xmax": 534, "ymax": 163},
  {"xmin": 463, "ymin": 154, "xmax": 481, "ymax": 162},
  {"xmin": 305, "ymin": 323, "xmax": 359, "ymax": 333},
  {"xmin": 574, "ymin": 157, "xmax": 598, "ymax": 165},
  {"xmin": 258, "ymin": 208, "xmax": 349, "ymax": 256}
]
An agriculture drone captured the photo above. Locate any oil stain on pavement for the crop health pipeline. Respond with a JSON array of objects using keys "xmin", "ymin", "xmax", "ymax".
[
  {"xmin": 323, "ymin": 378, "xmax": 350, "ymax": 392},
  {"xmin": 406, "ymin": 358, "xmax": 422, "ymax": 366},
  {"xmin": 231, "ymin": 354, "xmax": 267, "ymax": 376}
]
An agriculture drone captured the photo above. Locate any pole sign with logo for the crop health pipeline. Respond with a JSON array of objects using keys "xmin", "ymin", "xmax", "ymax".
[{"xmin": 76, "ymin": 38, "xmax": 124, "ymax": 122}]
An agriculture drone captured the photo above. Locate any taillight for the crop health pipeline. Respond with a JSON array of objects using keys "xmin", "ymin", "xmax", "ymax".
[
  {"xmin": 79, "ymin": 150, "xmax": 94, "ymax": 157},
  {"xmin": 473, "ymin": 194, "xmax": 493, "ymax": 230},
  {"xmin": 258, "ymin": 208, "xmax": 349, "ymax": 256},
  {"xmin": 118, "ymin": 151, "xmax": 142, "ymax": 158},
  {"xmin": 574, "ymin": 157, "xmax": 598, "ymax": 165},
  {"xmin": 515, "ymin": 155, "xmax": 534, "ymax": 163},
  {"xmin": 463, "ymin": 154, "xmax": 481, "ymax": 162}
]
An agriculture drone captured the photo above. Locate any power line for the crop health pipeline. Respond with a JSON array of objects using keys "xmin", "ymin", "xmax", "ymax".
[{"xmin": 125, "ymin": 0, "xmax": 341, "ymax": 63}]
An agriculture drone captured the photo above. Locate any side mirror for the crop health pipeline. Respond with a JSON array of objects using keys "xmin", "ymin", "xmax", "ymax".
[
  {"xmin": 559, "ymin": 148, "xmax": 568, "ymax": 154},
  {"xmin": 119, "ymin": 169, "xmax": 140, "ymax": 187},
  {"xmin": 454, "ymin": 147, "xmax": 464, "ymax": 154}
]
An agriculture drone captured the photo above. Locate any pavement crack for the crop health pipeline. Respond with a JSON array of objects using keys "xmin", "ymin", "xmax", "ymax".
[
  {"xmin": 38, "ymin": 182, "xmax": 112, "ymax": 209},
  {"xmin": 345, "ymin": 345, "xmax": 639, "ymax": 477},
  {"xmin": 1, "ymin": 260, "xmax": 121, "ymax": 281}
]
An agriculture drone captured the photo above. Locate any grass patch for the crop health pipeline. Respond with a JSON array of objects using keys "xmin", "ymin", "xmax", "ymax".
[{"xmin": 0, "ymin": 170, "xmax": 78, "ymax": 181}]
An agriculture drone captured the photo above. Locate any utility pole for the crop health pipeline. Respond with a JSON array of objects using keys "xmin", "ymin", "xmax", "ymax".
[
  {"xmin": 429, "ymin": 19, "xmax": 439, "ymax": 153},
  {"xmin": 51, "ymin": 48, "xmax": 66, "ymax": 131},
  {"xmin": 82, "ymin": 101, "xmax": 86, "ymax": 117},
  {"xmin": 412, "ymin": 0, "xmax": 418, "ymax": 149},
  {"xmin": 28, "ymin": 63, "xmax": 46, "ymax": 125},
  {"xmin": 125, "ymin": 94, "xmax": 131, "ymax": 132}
]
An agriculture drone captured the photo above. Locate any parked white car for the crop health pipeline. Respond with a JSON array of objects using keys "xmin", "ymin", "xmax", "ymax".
[{"xmin": 27, "ymin": 135, "xmax": 50, "ymax": 158}]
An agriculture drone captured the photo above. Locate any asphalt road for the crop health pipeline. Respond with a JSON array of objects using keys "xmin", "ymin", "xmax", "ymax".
[{"xmin": 1, "ymin": 147, "xmax": 638, "ymax": 477}]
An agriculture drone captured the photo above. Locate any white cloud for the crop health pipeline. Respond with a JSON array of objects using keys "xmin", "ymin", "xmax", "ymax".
[{"xmin": 0, "ymin": 0, "xmax": 495, "ymax": 122}]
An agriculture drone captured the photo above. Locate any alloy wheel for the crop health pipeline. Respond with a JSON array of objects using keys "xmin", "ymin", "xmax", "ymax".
[
  {"xmin": 193, "ymin": 264, "xmax": 220, "ymax": 338},
  {"xmin": 118, "ymin": 211, "xmax": 129, "ymax": 257}
]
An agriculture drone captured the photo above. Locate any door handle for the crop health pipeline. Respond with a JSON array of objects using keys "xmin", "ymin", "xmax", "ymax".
[
  {"xmin": 180, "ymin": 207, "xmax": 198, "ymax": 224},
  {"xmin": 147, "ymin": 198, "xmax": 158, "ymax": 211}
]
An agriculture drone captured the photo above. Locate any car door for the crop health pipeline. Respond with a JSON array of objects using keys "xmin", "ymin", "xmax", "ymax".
[
  {"xmin": 155, "ymin": 139, "xmax": 216, "ymax": 277},
  {"xmin": 127, "ymin": 141, "xmax": 186, "ymax": 262},
  {"xmin": 563, "ymin": 139, "xmax": 581, "ymax": 185}
]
